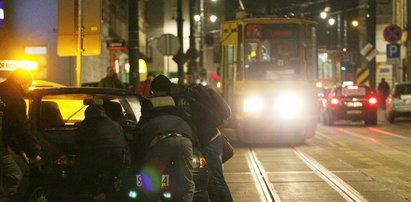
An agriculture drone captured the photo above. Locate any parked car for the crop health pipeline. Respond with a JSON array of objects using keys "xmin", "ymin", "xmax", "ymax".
[
  {"xmin": 320, "ymin": 85, "xmax": 378, "ymax": 126},
  {"xmin": 385, "ymin": 83, "xmax": 411, "ymax": 122},
  {"xmin": 22, "ymin": 87, "xmax": 208, "ymax": 201}
]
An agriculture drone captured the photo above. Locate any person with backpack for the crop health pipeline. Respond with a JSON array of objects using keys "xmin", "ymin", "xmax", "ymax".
[
  {"xmin": 174, "ymin": 83, "xmax": 233, "ymax": 202},
  {"xmin": 136, "ymin": 75, "xmax": 195, "ymax": 202}
]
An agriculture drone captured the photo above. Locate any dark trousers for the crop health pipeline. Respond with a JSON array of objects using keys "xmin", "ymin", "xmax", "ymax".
[
  {"xmin": 142, "ymin": 136, "xmax": 194, "ymax": 202},
  {"xmin": 202, "ymin": 135, "xmax": 233, "ymax": 202},
  {"xmin": 0, "ymin": 153, "xmax": 23, "ymax": 198}
]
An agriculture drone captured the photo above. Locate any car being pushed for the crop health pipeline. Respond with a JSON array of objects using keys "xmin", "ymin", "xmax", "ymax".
[
  {"xmin": 320, "ymin": 85, "xmax": 378, "ymax": 126},
  {"xmin": 22, "ymin": 87, "xmax": 207, "ymax": 201},
  {"xmin": 385, "ymin": 83, "xmax": 411, "ymax": 122}
]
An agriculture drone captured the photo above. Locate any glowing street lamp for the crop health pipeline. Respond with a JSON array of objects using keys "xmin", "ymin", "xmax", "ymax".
[
  {"xmin": 210, "ymin": 15, "xmax": 217, "ymax": 23},
  {"xmin": 328, "ymin": 18, "xmax": 335, "ymax": 25},
  {"xmin": 320, "ymin": 11, "xmax": 327, "ymax": 19},
  {"xmin": 194, "ymin": 14, "xmax": 201, "ymax": 22},
  {"xmin": 351, "ymin": 20, "xmax": 359, "ymax": 27}
]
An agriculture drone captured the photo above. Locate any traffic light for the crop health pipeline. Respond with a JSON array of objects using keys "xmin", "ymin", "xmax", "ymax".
[{"xmin": 341, "ymin": 66, "xmax": 347, "ymax": 71}]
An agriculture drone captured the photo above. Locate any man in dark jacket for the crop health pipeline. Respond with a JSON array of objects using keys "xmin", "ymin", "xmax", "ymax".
[
  {"xmin": 176, "ymin": 84, "xmax": 233, "ymax": 202},
  {"xmin": 74, "ymin": 104, "xmax": 129, "ymax": 201},
  {"xmin": 0, "ymin": 68, "xmax": 42, "ymax": 199},
  {"xmin": 377, "ymin": 78, "xmax": 390, "ymax": 107},
  {"xmin": 137, "ymin": 75, "xmax": 194, "ymax": 202},
  {"xmin": 98, "ymin": 66, "xmax": 124, "ymax": 89}
]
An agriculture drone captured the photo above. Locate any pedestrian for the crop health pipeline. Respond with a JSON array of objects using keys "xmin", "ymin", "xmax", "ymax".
[
  {"xmin": 98, "ymin": 66, "xmax": 124, "ymax": 89},
  {"xmin": 175, "ymin": 84, "xmax": 233, "ymax": 202},
  {"xmin": 74, "ymin": 104, "xmax": 130, "ymax": 201},
  {"xmin": 137, "ymin": 75, "xmax": 195, "ymax": 202},
  {"xmin": 0, "ymin": 68, "xmax": 42, "ymax": 200},
  {"xmin": 135, "ymin": 72, "xmax": 155, "ymax": 97},
  {"xmin": 377, "ymin": 78, "xmax": 390, "ymax": 107}
]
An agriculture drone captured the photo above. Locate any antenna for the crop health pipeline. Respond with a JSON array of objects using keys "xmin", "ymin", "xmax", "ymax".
[{"xmin": 238, "ymin": 0, "xmax": 245, "ymax": 11}]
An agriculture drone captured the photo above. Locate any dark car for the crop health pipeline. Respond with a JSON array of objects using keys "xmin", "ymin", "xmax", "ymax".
[
  {"xmin": 21, "ymin": 87, "xmax": 207, "ymax": 201},
  {"xmin": 320, "ymin": 85, "xmax": 378, "ymax": 126}
]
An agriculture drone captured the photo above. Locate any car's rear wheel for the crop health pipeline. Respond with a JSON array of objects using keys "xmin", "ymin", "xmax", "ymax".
[
  {"xmin": 29, "ymin": 186, "xmax": 49, "ymax": 202},
  {"xmin": 385, "ymin": 111, "xmax": 395, "ymax": 123},
  {"xmin": 325, "ymin": 112, "xmax": 334, "ymax": 126},
  {"xmin": 365, "ymin": 117, "xmax": 377, "ymax": 126}
]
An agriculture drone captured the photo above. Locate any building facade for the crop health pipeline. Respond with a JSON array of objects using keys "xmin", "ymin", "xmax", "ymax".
[{"xmin": 0, "ymin": 0, "xmax": 147, "ymax": 86}]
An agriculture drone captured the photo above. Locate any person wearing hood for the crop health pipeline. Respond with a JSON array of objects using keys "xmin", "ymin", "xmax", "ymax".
[
  {"xmin": 0, "ymin": 68, "xmax": 42, "ymax": 200},
  {"xmin": 74, "ymin": 104, "xmax": 129, "ymax": 201}
]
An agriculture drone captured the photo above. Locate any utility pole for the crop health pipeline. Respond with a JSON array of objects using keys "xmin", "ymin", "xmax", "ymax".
[
  {"xmin": 187, "ymin": 0, "xmax": 198, "ymax": 77},
  {"xmin": 176, "ymin": 0, "xmax": 184, "ymax": 85},
  {"xmin": 128, "ymin": 0, "xmax": 140, "ymax": 90},
  {"xmin": 76, "ymin": 0, "xmax": 83, "ymax": 87},
  {"xmin": 367, "ymin": 0, "xmax": 376, "ymax": 88},
  {"xmin": 406, "ymin": 0, "xmax": 411, "ymax": 81},
  {"xmin": 266, "ymin": 0, "xmax": 272, "ymax": 14}
]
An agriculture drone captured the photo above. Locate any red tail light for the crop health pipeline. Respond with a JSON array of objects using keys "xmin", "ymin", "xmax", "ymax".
[
  {"xmin": 368, "ymin": 97, "xmax": 377, "ymax": 104},
  {"xmin": 330, "ymin": 98, "xmax": 339, "ymax": 105}
]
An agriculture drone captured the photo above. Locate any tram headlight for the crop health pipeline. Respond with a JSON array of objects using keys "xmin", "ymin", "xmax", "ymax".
[
  {"xmin": 274, "ymin": 94, "xmax": 303, "ymax": 118},
  {"xmin": 243, "ymin": 97, "xmax": 264, "ymax": 113}
]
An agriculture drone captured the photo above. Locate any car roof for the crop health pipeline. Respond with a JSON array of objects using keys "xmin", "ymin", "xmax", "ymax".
[{"xmin": 27, "ymin": 87, "xmax": 137, "ymax": 96}]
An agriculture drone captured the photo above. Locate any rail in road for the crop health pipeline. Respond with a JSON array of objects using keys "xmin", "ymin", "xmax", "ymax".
[{"xmin": 246, "ymin": 147, "xmax": 367, "ymax": 202}]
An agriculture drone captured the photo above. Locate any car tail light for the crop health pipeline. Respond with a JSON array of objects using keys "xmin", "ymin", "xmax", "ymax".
[
  {"xmin": 368, "ymin": 97, "xmax": 377, "ymax": 104},
  {"xmin": 54, "ymin": 154, "xmax": 69, "ymax": 165},
  {"xmin": 330, "ymin": 97, "xmax": 339, "ymax": 105}
]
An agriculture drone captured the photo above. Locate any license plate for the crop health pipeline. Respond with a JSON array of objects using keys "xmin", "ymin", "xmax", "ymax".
[
  {"xmin": 346, "ymin": 110, "xmax": 362, "ymax": 114},
  {"xmin": 346, "ymin": 102, "xmax": 363, "ymax": 107},
  {"xmin": 136, "ymin": 174, "xmax": 169, "ymax": 187}
]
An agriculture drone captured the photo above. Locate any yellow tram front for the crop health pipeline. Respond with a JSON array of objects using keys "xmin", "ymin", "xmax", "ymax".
[{"xmin": 221, "ymin": 18, "xmax": 319, "ymax": 144}]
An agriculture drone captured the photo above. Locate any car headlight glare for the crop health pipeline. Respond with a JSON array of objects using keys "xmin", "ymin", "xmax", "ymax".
[{"xmin": 243, "ymin": 97, "xmax": 264, "ymax": 113}]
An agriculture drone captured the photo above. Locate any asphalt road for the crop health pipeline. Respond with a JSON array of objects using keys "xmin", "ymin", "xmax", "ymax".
[{"xmin": 223, "ymin": 110, "xmax": 411, "ymax": 202}]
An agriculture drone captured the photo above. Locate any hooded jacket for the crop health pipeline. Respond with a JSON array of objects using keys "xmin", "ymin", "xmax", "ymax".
[
  {"xmin": 0, "ymin": 79, "xmax": 40, "ymax": 158},
  {"xmin": 76, "ymin": 105, "xmax": 129, "ymax": 156}
]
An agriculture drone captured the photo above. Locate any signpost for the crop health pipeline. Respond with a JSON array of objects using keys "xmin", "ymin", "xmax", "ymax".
[
  {"xmin": 383, "ymin": 24, "xmax": 403, "ymax": 84},
  {"xmin": 383, "ymin": 24, "xmax": 402, "ymax": 44},
  {"xmin": 156, "ymin": 34, "xmax": 180, "ymax": 76},
  {"xmin": 386, "ymin": 44, "xmax": 401, "ymax": 64}
]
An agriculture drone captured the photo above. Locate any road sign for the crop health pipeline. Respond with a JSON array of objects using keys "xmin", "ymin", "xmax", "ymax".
[
  {"xmin": 57, "ymin": 0, "xmax": 102, "ymax": 56},
  {"xmin": 383, "ymin": 24, "xmax": 402, "ymax": 44},
  {"xmin": 386, "ymin": 44, "xmax": 401, "ymax": 64},
  {"xmin": 106, "ymin": 40, "xmax": 126, "ymax": 50},
  {"xmin": 157, "ymin": 34, "xmax": 180, "ymax": 56},
  {"xmin": 360, "ymin": 43, "xmax": 378, "ymax": 61}
]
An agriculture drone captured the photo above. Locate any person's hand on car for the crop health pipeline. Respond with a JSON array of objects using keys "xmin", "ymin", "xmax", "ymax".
[{"xmin": 30, "ymin": 155, "xmax": 43, "ymax": 170}]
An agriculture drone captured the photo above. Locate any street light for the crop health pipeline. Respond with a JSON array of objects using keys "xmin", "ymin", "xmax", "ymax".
[
  {"xmin": 328, "ymin": 18, "xmax": 335, "ymax": 25},
  {"xmin": 209, "ymin": 15, "xmax": 217, "ymax": 23},
  {"xmin": 320, "ymin": 11, "xmax": 327, "ymax": 19},
  {"xmin": 194, "ymin": 14, "xmax": 201, "ymax": 22},
  {"xmin": 351, "ymin": 20, "xmax": 359, "ymax": 27}
]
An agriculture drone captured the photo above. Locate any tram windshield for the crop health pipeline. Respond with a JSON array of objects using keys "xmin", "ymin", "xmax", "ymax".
[{"xmin": 244, "ymin": 24, "xmax": 300, "ymax": 80}]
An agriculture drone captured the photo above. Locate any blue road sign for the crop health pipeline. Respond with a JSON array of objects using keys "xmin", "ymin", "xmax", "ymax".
[
  {"xmin": 386, "ymin": 44, "xmax": 401, "ymax": 64},
  {"xmin": 383, "ymin": 24, "xmax": 402, "ymax": 44}
]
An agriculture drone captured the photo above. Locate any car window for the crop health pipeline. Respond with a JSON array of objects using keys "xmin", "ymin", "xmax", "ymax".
[
  {"xmin": 39, "ymin": 93, "xmax": 140, "ymax": 129},
  {"xmin": 395, "ymin": 84, "xmax": 411, "ymax": 95},
  {"xmin": 342, "ymin": 87, "xmax": 366, "ymax": 97}
]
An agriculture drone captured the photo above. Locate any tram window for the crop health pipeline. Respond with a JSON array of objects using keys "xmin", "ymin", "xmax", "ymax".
[
  {"xmin": 305, "ymin": 25, "xmax": 317, "ymax": 81},
  {"xmin": 246, "ymin": 42, "xmax": 258, "ymax": 62},
  {"xmin": 262, "ymin": 40, "xmax": 271, "ymax": 61},
  {"xmin": 227, "ymin": 45, "xmax": 236, "ymax": 81}
]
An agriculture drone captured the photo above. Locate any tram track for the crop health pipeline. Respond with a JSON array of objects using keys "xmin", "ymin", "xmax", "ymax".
[{"xmin": 247, "ymin": 147, "xmax": 367, "ymax": 202}]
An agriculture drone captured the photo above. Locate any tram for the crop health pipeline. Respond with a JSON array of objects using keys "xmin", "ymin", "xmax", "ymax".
[{"xmin": 220, "ymin": 17, "xmax": 319, "ymax": 143}]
